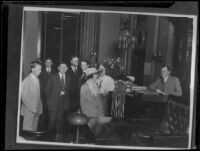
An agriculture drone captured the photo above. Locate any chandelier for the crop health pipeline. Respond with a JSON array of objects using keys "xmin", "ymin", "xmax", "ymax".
[
  {"xmin": 118, "ymin": 29, "xmax": 136, "ymax": 50},
  {"xmin": 118, "ymin": 27, "xmax": 136, "ymax": 73}
]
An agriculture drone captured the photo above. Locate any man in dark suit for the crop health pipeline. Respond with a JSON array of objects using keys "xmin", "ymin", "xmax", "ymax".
[
  {"xmin": 79, "ymin": 60, "xmax": 89, "ymax": 88},
  {"xmin": 67, "ymin": 56, "xmax": 82, "ymax": 112},
  {"xmin": 45, "ymin": 62, "xmax": 71, "ymax": 136},
  {"xmin": 38, "ymin": 58, "xmax": 55, "ymax": 131}
]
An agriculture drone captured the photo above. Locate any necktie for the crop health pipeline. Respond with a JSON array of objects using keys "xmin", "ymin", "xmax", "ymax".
[
  {"xmin": 47, "ymin": 68, "xmax": 50, "ymax": 74},
  {"xmin": 61, "ymin": 75, "xmax": 65, "ymax": 91},
  {"xmin": 82, "ymin": 72, "xmax": 86, "ymax": 79},
  {"xmin": 74, "ymin": 68, "xmax": 77, "ymax": 74},
  {"xmin": 99, "ymin": 80, "xmax": 103, "ymax": 88},
  {"xmin": 161, "ymin": 79, "xmax": 165, "ymax": 92}
]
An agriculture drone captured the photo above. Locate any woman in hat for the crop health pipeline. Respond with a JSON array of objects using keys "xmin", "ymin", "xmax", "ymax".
[
  {"xmin": 97, "ymin": 63, "xmax": 115, "ymax": 116},
  {"xmin": 80, "ymin": 67, "xmax": 104, "ymax": 118}
]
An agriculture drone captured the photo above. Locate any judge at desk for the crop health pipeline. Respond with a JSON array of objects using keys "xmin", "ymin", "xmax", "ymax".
[{"xmin": 148, "ymin": 65, "xmax": 182, "ymax": 96}]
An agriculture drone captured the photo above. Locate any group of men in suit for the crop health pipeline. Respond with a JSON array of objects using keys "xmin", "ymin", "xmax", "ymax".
[
  {"xmin": 21, "ymin": 56, "xmax": 88, "ymax": 135},
  {"xmin": 20, "ymin": 55, "xmax": 182, "ymax": 135}
]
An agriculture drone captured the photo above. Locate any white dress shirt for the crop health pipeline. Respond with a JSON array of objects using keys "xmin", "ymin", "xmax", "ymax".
[
  {"xmin": 46, "ymin": 67, "xmax": 51, "ymax": 73},
  {"xmin": 71, "ymin": 66, "xmax": 77, "ymax": 73},
  {"xmin": 97, "ymin": 75, "xmax": 115, "ymax": 94},
  {"xmin": 163, "ymin": 76, "xmax": 169, "ymax": 83},
  {"xmin": 59, "ymin": 73, "xmax": 65, "ymax": 84}
]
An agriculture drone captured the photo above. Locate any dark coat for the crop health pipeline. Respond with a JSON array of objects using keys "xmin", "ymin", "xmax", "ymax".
[
  {"xmin": 67, "ymin": 67, "xmax": 82, "ymax": 96},
  {"xmin": 45, "ymin": 73, "xmax": 71, "ymax": 111},
  {"xmin": 78, "ymin": 71, "xmax": 87, "ymax": 89},
  {"xmin": 39, "ymin": 67, "xmax": 56, "ymax": 100},
  {"xmin": 66, "ymin": 66, "xmax": 82, "ymax": 112}
]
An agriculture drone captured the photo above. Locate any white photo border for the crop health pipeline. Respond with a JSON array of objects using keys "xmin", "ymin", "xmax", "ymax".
[{"xmin": 16, "ymin": 6, "xmax": 198, "ymax": 150}]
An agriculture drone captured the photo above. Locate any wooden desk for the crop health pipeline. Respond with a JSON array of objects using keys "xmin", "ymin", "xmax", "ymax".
[
  {"xmin": 129, "ymin": 89, "xmax": 168, "ymax": 102},
  {"xmin": 111, "ymin": 85, "xmax": 168, "ymax": 118},
  {"xmin": 125, "ymin": 90, "xmax": 168, "ymax": 119}
]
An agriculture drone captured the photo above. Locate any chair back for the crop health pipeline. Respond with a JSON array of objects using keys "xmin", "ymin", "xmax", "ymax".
[{"xmin": 159, "ymin": 99, "xmax": 189, "ymax": 135}]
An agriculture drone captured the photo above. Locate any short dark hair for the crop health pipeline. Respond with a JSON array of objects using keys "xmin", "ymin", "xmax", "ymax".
[
  {"xmin": 45, "ymin": 57, "xmax": 52, "ymax": 62},
  {"xmin": 161, "ymin": 65, "xmax": 172, "ymax": 72},
  {"xmin": 70, "ymin": 55, "xmax": 78, "ymax": 61},
  {"xmin": 81, "ymin": 59, "xmax": 90, "ymax": 65},
  {"xmin": 36, "ymin": 58, "xmax": 43, "ymax": 64},
  {"xmin": 96, "ymin": 62, "xmax": 106, "ymax": 70},
  {"xmin": 86, "ymin": 74, "xmax": 93, "ymax": 80},
  {"xmin": 59, "ymin": 62, "xmax": 67, "ymax": 66},
  {"xmin": 30, "ymin": 60, "xmax": 42, "ymax": 69}
]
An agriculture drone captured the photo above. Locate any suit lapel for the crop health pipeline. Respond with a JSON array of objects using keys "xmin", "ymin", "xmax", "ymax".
[
  {"xmin": 70, "ymin": 67, "xmax": 75, "ymax": 76},
  {"xmin": 70, "ymin": 67, "xmax": 79, "ymax": 76},
  {"xmin": 165, "ymin": 76, "xmax": 171, "ymax": 90},
  {"xmin": 43, "ymin": 68, "xmax": 49, "ymax": 76},
  {"xmin": 57, "ymin": 73, "xmax": 70, "ymax": 91},
  {"xmin": 65, "ymin": 74, "xmax": 70, "ymax": 90},
  {"xmin": 56, "ymin": 73, "xmax": 62, "ymax": 90},
  {"xmin": 50, "ymin": 68, "xmax": 54, "ymax": 74}
]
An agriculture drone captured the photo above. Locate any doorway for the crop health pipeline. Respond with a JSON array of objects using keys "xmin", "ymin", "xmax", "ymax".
[{"xmin": 41, "ymin": 12, "xmax": 81, "ymax": 68}]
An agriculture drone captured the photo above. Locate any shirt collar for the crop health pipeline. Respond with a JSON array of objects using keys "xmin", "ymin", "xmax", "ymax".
[
  {"xmin": 46, "ymin": 67, "xmax": 51, "ymax": 70},
  {"xmin": 59, "ymin": 72, "xmax": 65, "ymax": 78},
  {"xmin": 163, "ymin": 76, "xmax": 169, "ymax": 82},
  {"xmin": 30, "ymin": 73, "xmax": 38, "ymax": 81},
  {"xmin": 71, "ymin": 66, "xmax": 77, "ymax": 71}
]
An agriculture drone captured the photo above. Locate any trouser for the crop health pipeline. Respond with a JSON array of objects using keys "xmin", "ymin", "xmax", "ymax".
[
  {"xmin": 23, "ymin": 114, "xmax": 39, "ymax": 131},
  {"xmin": 69, "ymin": 95, "xmax": 80, "ymax": 112},
  {"xmin": 101, "ymin": 92, "xmax": 112, "ymax": 116},
  {"xmin": 38, "ymin": 98, "xmax": 48, "ymax": 131},
  {"xmin": 48, "ymin": 97, "xmax": 64, "ymax": 133},
  {"xmin": 63, "ymin": 111, "xmax": 76, "ymax": 133}
]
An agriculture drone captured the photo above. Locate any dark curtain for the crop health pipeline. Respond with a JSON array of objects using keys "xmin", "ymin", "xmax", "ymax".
[
  {"xmin": 172, "ymin": 18, "xmax": 193, "ymax": 103},
  {"xmin": 79, "ymin": 12, "xmax": 100, "ymax": 66}
]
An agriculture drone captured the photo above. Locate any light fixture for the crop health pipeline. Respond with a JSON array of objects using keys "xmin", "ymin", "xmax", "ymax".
[
  {"xmin": 119, "ymin": 29, "xmax": 136, "ymax": 50},
  {"xmin": 118, "ymin": 23, "xmax": 136, "ymax": 73}
]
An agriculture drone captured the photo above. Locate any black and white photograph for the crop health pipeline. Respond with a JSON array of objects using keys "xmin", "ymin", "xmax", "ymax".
[{"xmin": 5, "ymin": 1, "xmax": 199, "ymax": 150}]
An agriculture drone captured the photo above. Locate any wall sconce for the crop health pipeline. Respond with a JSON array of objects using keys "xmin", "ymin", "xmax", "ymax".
[
  {"xmin": 90, "ymin": 50, "xmax": 97, "ymax": 56},
  {"xmin": 152, "ymin": 51, "xmax": 163, "ymax": 80},
  {"xmin": 89, "ymin": 50, "xmax": 97, "ymax": 67},
  {"xmin": 118, "ymin": 29, "xmax": 136, "ymax": 72},
  {"xmin": 152, "ymin": 51, "xmax": 162, "ymax": 62},
  {"xmin": 119, "ymin": 30, "xmax": 137, "ymax": 50},
  {"xmin": 118, "ymin": 17, "xmax": 137, "ymax": 50},
  {"xmin": 118, "ymin": 17, "xmax": 137, "ymax": 73}
]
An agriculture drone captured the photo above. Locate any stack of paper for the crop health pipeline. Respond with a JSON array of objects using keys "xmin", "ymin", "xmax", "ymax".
[{"xmin": 132, "ymin": 86, "xmax": 147, "ymax": 91}]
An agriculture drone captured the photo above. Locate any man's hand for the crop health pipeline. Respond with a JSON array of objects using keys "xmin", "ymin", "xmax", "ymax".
[
  {"xmin": 61, "ymin": 91, "xmax": 65, "ymax": 96},
  {"xmin": 32, "ymin": 108, "xmax": 38, "ymax": 114},
  {"xmin": 156, "ymin": 89, "xmax": 167, "ymax": 95}
]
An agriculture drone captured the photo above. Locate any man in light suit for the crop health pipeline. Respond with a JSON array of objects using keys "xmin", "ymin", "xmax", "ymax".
[
  {"xmin": 45, "ymin": 62, "xmax": 71, "ymax": 135},
  {"xmin": 148, "ymin": 65, "xmax": 182, "ymax": 96},
  {"xmin": 20, "ymin": 60, "xmax": 43, "ymax": 131}
]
